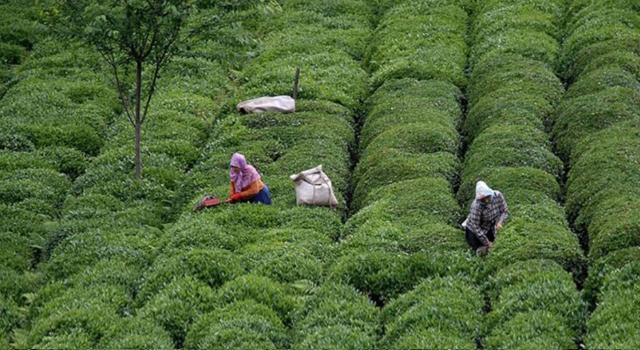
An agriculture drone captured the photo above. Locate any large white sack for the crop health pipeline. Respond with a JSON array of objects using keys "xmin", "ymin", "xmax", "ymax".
[
  {"xmin": 237, "ymin": 96, "xmax": 295, "ymax": 114},
  {"xmin": 290, "ymin": 165, "xmax": 338, "ymax": 207}
]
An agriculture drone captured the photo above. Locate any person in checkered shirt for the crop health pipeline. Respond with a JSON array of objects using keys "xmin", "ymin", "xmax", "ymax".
[{"xmin": 463, "ymin": 181, "xmax": 509, "ymax": 256}]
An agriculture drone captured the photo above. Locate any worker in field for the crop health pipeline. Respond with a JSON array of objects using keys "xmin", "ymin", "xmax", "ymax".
[
  {"xmin": 227, "ymin": 152, "xmax": 272, "ymax": 205},
  {"xmin": 464, "ymin": 181, "xmax": 508, "ymax": 257}
]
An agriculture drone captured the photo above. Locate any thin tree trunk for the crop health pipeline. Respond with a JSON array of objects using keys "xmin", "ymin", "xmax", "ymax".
[{"xmin": 135, "ymin": 59, "xmax": 143, "ymax": 179}]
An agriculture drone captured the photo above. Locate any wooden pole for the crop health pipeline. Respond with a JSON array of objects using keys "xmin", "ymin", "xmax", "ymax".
[{"xmin": 292, "ymin": 68, "xmax": 300, "ymax": 99}]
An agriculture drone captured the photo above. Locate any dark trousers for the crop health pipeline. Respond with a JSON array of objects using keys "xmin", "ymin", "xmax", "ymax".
[
  {"xmin": 238, "ymin": 185, "xmax": 272, "ymax": 205},
  {"xmin": 465, "ymin": 225, "xmax": 496, "ymax": 251}
]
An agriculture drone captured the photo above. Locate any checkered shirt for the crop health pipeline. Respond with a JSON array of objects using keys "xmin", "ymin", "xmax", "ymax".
[{"xmin": 467, "ymin": 191, "xmax": 509, "ymax": 246}]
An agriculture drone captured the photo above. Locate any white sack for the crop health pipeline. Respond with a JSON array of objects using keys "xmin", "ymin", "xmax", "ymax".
[
  {"xmin": 237, "ymin": 96, "xmax": 295, "ymax": 114},
  {"xmin": 290, "ymin": 165, "xmax": 338, "ymax": 207}
]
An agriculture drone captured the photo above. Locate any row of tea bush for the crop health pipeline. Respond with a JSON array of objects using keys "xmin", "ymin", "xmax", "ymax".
[
  {"xmin": 18, "ymin": 3, "xmax": 261, "ymax": 348},
  {"xmin": 131, "ymin": 0, "xmax": 380, "ymax": 348},
  {"xmin": 558, "ymin": 0, "xmax": 640, "ymax": 348},
  {"xmin": 338, "ymin": 1, "xmax": 484, "ymax": 348},
  {"xmin": 464, "ymin": 0, "xmax": 586, "ymax": 348}
]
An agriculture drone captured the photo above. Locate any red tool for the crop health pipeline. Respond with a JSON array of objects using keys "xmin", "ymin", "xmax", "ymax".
[{"xmin": 193, "ymin": 194, "xmax": 223, "ymax": 212}]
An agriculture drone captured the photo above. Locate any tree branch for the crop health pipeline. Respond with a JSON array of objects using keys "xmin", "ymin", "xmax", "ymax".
[
  {"xmin": 140, "ymin": 1, "xmax": 156, "ymax": 56},
  {"xmin": 141, "ymin": 27, "xmax": 178, "ymax": 124},
  {"xmin": 101, "ymin": 47, "xmax": 135, "ymax": 128}
]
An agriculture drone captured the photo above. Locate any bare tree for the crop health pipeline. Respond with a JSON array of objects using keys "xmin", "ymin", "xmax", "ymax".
[
  {"xmin": 52, "ymin": 0, "xmax": 279, "ymax": 178},
  {"xmin": 57, "ymin": 0, "xmax": 198, "ymax": 178}
]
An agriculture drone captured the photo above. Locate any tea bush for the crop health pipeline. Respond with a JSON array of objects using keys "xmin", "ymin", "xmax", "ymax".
[
  {"xmin": 585, "ymin": 262, "xmax": 640, "ymax": 349},
  {"xmin": 457, "ymin": 166, "xmax": 562, "ymax": 206},
  {"xmin": 0, "ymin": 168, "xmax": 72, "ymax": 216},
  {"xmin": 473, "ymin": 7, "xmax": 562, "ymax": 43},
  {"xmin": 0, "ymin": 76, "xmax": 118, "ymax": 155},
  {"xmin": 137, "ymin": 248, "xmax": 243, "ymax": 304},
  {"xmin": 484, "ymin": 311, "xmax": 577, "ymax": 350},
  {"xmin": 363, "ymin": 79, "xmax": 461, "ymax": 140},
  {"xmin": 380, "ymin": 277, "xmax": 482, "ymax": 348},
  {"xmin": 553, "ymin": 87, "xmax": 640, "ymax": 160},
  {"xmin": 566, "ymin": 122, "xmax": 640, "ymax": 226},
  {"xmin": 367, "ymin": 0, "xmax": 468, "ymax": 88},
  {"xmin": 342, "ymin": 221, "xmax": 468, "ymax": 254},
  {"xmin": 240, "ymin": 50, "xmax": 368, "ymax": 110},
  {"xmin": 46, "ymin": 226, "xmax": 162, "ymax": 280},
  {"xmin": 328, "ymin": 251, "xmax": 414, "ymax": 303},
  {"xmin": 44, "ymin": 259, "xmax": 140, "ymax": 307},
  {"xmin": 0, "ymin": 42, "xmax": 25, "ymax": 65},
  {"xmin": 215, "ymin": 275, "xmax": 298, "ymax": 326},
  {"xmin": 0, "ymin": 268, "xmax": 36, "ymax": 305},
  {"xmin": 0, "ymin": 296, "xmax": 20, "ymax": 339},
  {"xmin": 47, "ymin": 200, "xmax": 166, "ymax": 258},
  {"xmin": 486, "ymin": 222, "xmax": 587, "ymax": 280},
  {"xmin": 292, "ymin": 282, "xmax": 378, "ymax": 349},
  {"xmin": 139, "ymin": 277, "xmax": 216, "ymax": 346},
  {"xmin": 352, "ymin": 150, "xmax": 459, "ymax": 210},
  {"xmin": 486, "ymin": 260, "xmax": 586, "ymax": 335},
  {"xmin": 260, "ymin": 22, "xmax": 371, "ymax": 61},
  {"xmin": 98, "ymin": 317, "xmax": 174, "ymax": 350},
  {"xmin": 464, "ymin": 90, "xmax": 551, "ymax": 142},
  {"xmin": 584, "ymin": 247, "xmax": 640, "ymax": 305},
  {"xmin": 469, "ymin": 53, "xmax": 563, "ymax": 107},
  {"xmin": 564, "ymin": 65, "xmax": 640, "ymax": 99},
  {"xmin": 284, "ymin": 0, "xmax": 373, "ymax": 22},
  {"xmin": 328, "ymin": 249, "xmax": 475, "ymax": 304},
  {"xmin": 0, "ymin": 204, "xmax": 51, "ymax": 238},
  {"xmin": 0, "ymin": 231, "xmax": 36, "ymax": 273},
  {"xmin": 28, "ymin": 297, "xmax": 120, "ymax": 348},
  {"xmin": 294, "ymin": 326, "xmax": 377, "ymax": 350},
  {"xmin": 29, "ymin": 292, "xmax": 172, "ymax": 349},
  {"xmin": 464, "ymin": 2, "xmax": 590, "ymax": 347},
  {"xmin": 185, "ymin": 300, "xmax": 289, "ymax": 350},
  {"xmin": 462, "ymin": 125, "xmax": 564, "ymax": 180},
  {"xmin": 562, "ymin": 10, "xmax": 640, "ymax": 78},
  {"xmin": 470, "ymin": 30, "xmax": 559, "ymax": 70},
  {"xmin": 241, "ymin": 242, "xmax": 325, "ymax": 284},
  {"xmin": 348, "ymin": 178, "xmax": 462, "ymax": 233}
]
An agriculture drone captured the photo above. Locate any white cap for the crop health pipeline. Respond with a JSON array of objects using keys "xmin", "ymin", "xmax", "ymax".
[{"xmin": 476, "ymin": 181, "xmax": 494, "ymax": 199}]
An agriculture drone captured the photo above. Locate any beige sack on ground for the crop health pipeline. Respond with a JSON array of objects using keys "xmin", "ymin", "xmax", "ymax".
[
  {"xmin": 237, "ymin": 96, "xmax": 295, "ymax": 114},
  {"xmin": 290, "ymin": 165, "xmax": 338, "ymax": 207}
]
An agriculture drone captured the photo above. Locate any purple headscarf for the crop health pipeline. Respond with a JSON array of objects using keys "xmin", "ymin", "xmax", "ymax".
[{"xmin": 230, "ymin": 153, "xmax": 261, "ymax": 193}]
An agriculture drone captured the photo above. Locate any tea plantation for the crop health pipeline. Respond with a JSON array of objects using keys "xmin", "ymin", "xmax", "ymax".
[{"xmin": 1, "ymin": 0, "xmax": 639, "ymax": 349}]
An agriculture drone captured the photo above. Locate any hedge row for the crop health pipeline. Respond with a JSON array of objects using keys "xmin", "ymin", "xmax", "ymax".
[
  {"xmin": 291, "ymin": 282, "xmax": 379, "ymax": 349},
  {"xmin": 0, "ymin": 41, "xmax": 118, "ymax": 296},
  {"xmin": 465, "ymin": 1, "xmax": 585, "ymax": 348},
  {"xmin": 585, "ymin": 262, "xmax": 640, "ymax": 348},
  {"xmin": 22, "ymin": 5, "xmax": 268, "ymax": 348},
  {"xmin": 365, "ymin": 0, "xmax": 470, "ymax": 89},
  {"xmin": 1, "ymin": 38, "xmax": 120, "ymax": 157},
  {"xmin": 333, "ymin": 1, "xmax": 481, "ymax": 348},
  {"xmin": 131, "ymin": 1, "xmax": 376, "ymax": 348},
  {"xmin": 0, "ymin": 9, "xmax": 120, "ymax": 345},
  {"xmin": 485, "ymin": 260, "xmax": 586, "ymax": 349},
  {"xmin": 558, "ymin": 1, "xmax": 640, "ymax": 347},
  {"xmin": 0, "ymin": 0, "xmax": 47, "ymax": 93},
  {"xmin": 41, "ymin": 50, "xmax": 230, "ymax": 283},
  {"xmin": 380, "ymin": 276, "xmax": 482, "ymax": 349}
]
